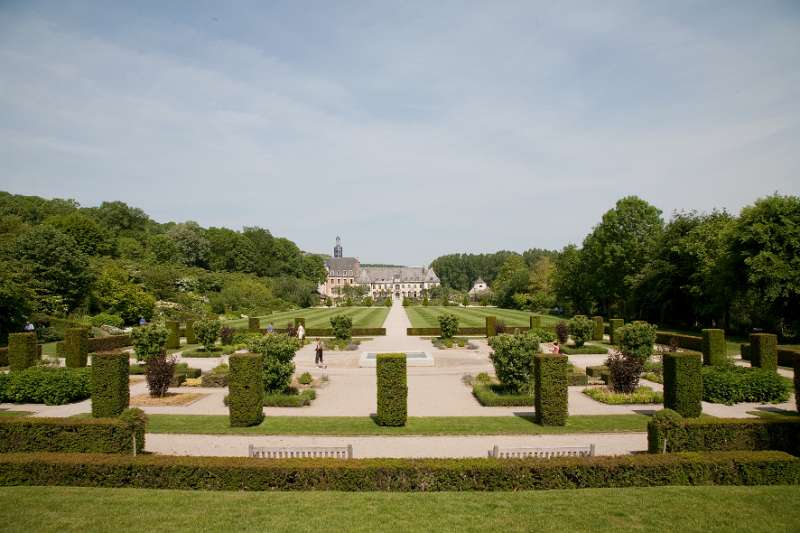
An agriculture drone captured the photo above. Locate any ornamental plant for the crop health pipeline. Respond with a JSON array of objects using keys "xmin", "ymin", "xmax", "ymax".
[
  {"xmin": 488, "ymin": 331, "xmax": 540, "ymax": 393},
  {"xmin": 568, "ymin": 316, "xmax": 594, "ymax": 347},
  {"xmin": 248, "ymin": 334, "xmax": 301, "ymax": 393},
  {"xmin": 555, "ymin": 321, "xmax": 569, "ymax": 344},
  {"xmin": 617, "ymin": 322, "xmax": 657, "ymax": 360},
  {"xmin": 194, "ymin": 319, "xmax": 221, "ymax": 352},
  {"xmin": 438, "ymin": 313, "xmax": 459, "ymax": 340},
  {"xmin": 131, "ymin": 324, "xmax": 168, "ymax": 362},
  {"xmin": 330, "ymin": 315, "xmax": 353, "ymax": 340},
  {"xmin": 605, "ymin": 350, "xmax": 644, "ymax": 394},
  {"xmin": 220, "ymin": 326, "xmax": 235, "ymax": 346}
]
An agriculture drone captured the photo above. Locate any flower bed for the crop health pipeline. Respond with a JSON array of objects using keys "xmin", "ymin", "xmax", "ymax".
[{"xmin": 583, "ymin": 386, "xmax": 663, "ymax": 405}]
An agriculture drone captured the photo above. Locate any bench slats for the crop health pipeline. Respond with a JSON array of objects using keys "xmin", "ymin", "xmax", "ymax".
[
  {"xmin": 248, "ymin": 444, "xmax": 353, "ymax": 459},
  {"xmin": 491, "ymin": 444, "xmax": 595, "ymax": 459}
]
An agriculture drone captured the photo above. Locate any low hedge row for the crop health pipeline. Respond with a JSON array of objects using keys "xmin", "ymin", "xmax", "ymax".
[
  {"xmin": 648, "ymin": 409, "xmax": 800, "ymax": 456},
  {"xmin": 472, "ymin": 383, "xmax": 534, "ymax": 406},
  {"xmin": 407, "ymin": 327, "xmax": 494, "ymax": 336},
  {"xmin": 741, "ymin": 344, "xmax": 798, "ymax": 368},
  {"xmin": 702, "ymin": 366, "xmax": 789, "ymax": 405},
  {"xmin": 264, "ymin": 389, "xmax": 316, "ymax": 407},
  {"xmin": 0, "ymin": 451, "xmax": 797, "ymax": 491},
  {"xmin": 560, "ymin": 345, "xmax": 608, "ymax": 355},
  {"xmin": 655, "ymin": 332, "xmax": 702, "ymax": 352},
  {"xmin": 54, "ymin": 334, "xmax": 132, "ymax": 357},
  {"xmin": 0, "ymin": 409, "xmax": 146, "ymax": 454},
  {"xmin": 303, "ymin": 328, "xmax": 387, "ymax": 337},
  {"xmin": 0, "ymin": 367, "xmax": 91, "ymax": 405}
]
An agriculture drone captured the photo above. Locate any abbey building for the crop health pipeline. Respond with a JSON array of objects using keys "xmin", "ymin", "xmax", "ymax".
[{"xmin": 320, "ymin": 237, "xmax": 440, "ymax": 300}]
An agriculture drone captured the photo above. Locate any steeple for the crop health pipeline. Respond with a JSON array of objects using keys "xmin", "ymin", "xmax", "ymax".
[{"xmin": 334, "ymin": 236, "xmax": 343, "ymax": 258}]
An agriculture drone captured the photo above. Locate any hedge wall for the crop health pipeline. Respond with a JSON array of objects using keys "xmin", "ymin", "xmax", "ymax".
[
  {"xmin": 165, "ymin": 320, "xmax": 180, "ymax": 350},
  {"xmin": 750, "ymin": 333, "xmax": 778, "ymax": 371},
  {"xmin": 0, "ymin": 451, "xmax": 797, "ymax": 491},
  {"xmin": 248, "ymin": 317, "xmax": 260, "ymax": 332},
  {"xmin": 472, "ymin": 383, "xmax": 535, "ymax": 406},
  {"xmin": 305, "ymin": 328, "xmax": 387, "ymax": 337},
  {"xmin": 228, "ymin": 353, "xmax": 264, "ymax": 427},
  {"xmin": 663, "ymin": 353, "xmax": 702, "ymax": 418},
  {"xmin": 701, "ymin": 329, "xmax": 726, "ymax": 366},
  {"xmin": 591, "ymin": 317, "xmax": 604, "ymax": 341},
  {"xmin": 8, "ymin": 333, "xmax": 38, "ymax": 371},
  {"xmin": 64, "ymin": 327, "xmax": 89, "ymax": 368},
  {"xmin": 91, "ymin": 352, "xmax": 130, "ymax": 418},
  {"xmin": 741, "ymin": 344, "xmax": 798, "ymax": 368},
  {"xmin": 530, "ymin": 315, "xmax": 541, "ymax": 329},
  {"xmin": 655, "ymin": 332, "xmax": 702, "ymax": 351},
  {"xmin": 648, "ymin": 410, "xmax": 800, "ymax": 456},
  {"xmin": 534, "ymin": 354, "xmax": 568, "ymax": 426},
  {"xmin": 87, "ymin": 334, "xmax": 131, "ymax": 352},
  {"xmin": 0, "ymin": 409, "xmax": 146, "ymax": 455},
  {"xmin": 486, "ymin": 316, "xmax": 497, "ymax": 338},
  {"xmin": 376, "ymin": 353, "xmax": 407, "ymax": 426},
  {"xmin": 609, "ymin": 319, "xmax": 623, "ymax": 345},
  {"xmin": 406, "ymin": 327, "xmax": 487, "ymax": 336},
  {"xmin": 185, "ymin": 322, "xmax": 197, "ymax": 344}
]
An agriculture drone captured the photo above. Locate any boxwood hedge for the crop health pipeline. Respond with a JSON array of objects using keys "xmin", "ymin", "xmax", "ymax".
[
  {"xmin": 472, "ymin": 383, "xmax": 534, "ymax": 406},
  {"xmin": 8, "ymin": 332, "xmax": 38, "ymax": 371},
  {"xmin": 376, "ymin": 353, "xmax": 407, "ymax": 426},
  {"xmin": 701, "ymin": 329, "xmax": 726, "ymax": 366},
  {"xmin": 165, "ymin": 321, "xmax": 180, "ymax": 350},
  {"xmin": 228, "ymin": 353, "xmax": 264, "ymax": 427},
  {"xmin": 663, "ymin": 352, "xmax": 702, "ymax": 418},
  {"xmin": 534, "ymin": 354, "xmax": 568, "ymax": 426},
  {"xmin": 701, "ymin": 365, "xmax": 789, "ymax": 405},
  {"xmin": 91, "ymin": 352, "xmax": 130, "ymax": 418},
  {"xmin": 0, "ymin": 367, "xmax": 91, "ymax": 405},
  {"xmin": 750, "ymin": 333, "xmax": 778, "ymax": 371},
  {"xmin": 64, "ymin": 327, "xmax": 89, "ymax": 368},
  {"xmin": 591, "ymin": 316, "xmax": 604, "ymax": 341}
]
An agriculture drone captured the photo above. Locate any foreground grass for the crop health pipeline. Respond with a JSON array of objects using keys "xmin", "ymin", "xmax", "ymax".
[
  {"xmin": 223, "ymin": 306, "xmax": 390, "ymax": 329},
  {"xmin": 146, "ymin": 414, "xmax": 649, "ymax": 435},
  {"xmin": 1, "ymin": 485, "xmax": 798, "ymax": 533},
  {"xmin": 0, "ymin": 410, "xmax": 32, "ymax": 417}
]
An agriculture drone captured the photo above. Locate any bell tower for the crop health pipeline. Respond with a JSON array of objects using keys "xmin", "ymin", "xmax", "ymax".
[{"xmin": 334, "ymin": 236, "xmax": 343, "ymax": 258}]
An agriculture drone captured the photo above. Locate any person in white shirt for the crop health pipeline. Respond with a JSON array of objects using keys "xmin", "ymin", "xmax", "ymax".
[{"xmin": 297, "ymin": 324, "xmax": 305, "ymax": 342}]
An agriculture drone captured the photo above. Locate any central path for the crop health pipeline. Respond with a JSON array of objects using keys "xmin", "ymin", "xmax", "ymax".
[{"xmin": 356, "ymin": 298, "xmax": 430, "ymax": 352}]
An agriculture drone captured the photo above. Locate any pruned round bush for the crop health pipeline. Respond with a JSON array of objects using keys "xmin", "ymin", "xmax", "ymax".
[
  {"xmin": 568, "ymin": 316, "xmax": 594, "ymax": 348},
  {"xmin": 438, "ymin": 313, "xmax": 459, "ymax": 340},
  {"xmin": 330, "ymin": 315, "xmax": 353, "ymax": 340},
  {"xmin": 193, "ymin": 319, "xmax": 220, "ymax": 352},
  {"xmin": 64, "ymin": 327, "xmax": 89, "ymax": 368},
  {"xmin": 617, "ymin": 322, "xmax": 657, "ymax": 360},
  {"xmin": 248, "ymin": 334, "xmax": 301, "ymax": 393},
  {"xmin": 488, "ymin": 331, "xmax": 540, "ymax": 393},
  {"xmin": 228, "ymin": 353, "xmax": 264, "ymax": 427},
  {"xmin": 702, "ymin": 366, "xmax": 789, "ymax": 405},
  {"xmin": 663, "ymin": 352, "xmax": 702, "ymax": 417},
  {"xmin": 91, "ymin": 351, "xmax": 130, "ymax": 417},
  {"xmin": 376, "ymin": 353, "xmax": 407, "ymax": 426}
]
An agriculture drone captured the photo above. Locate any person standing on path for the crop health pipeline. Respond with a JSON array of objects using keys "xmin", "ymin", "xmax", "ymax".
[
  {"xmin": 297, "ymin": 323, "xmax": 305, "ymax": 343},
  {"xmin": 314, "ymin": 338, "xmax": 324, "ymax": 366}
]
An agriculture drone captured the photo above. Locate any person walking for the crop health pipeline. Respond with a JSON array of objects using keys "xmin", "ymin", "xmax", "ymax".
[
  {"xmin": 314, "ymin": 338, "xmax": 324, "ymax": 367},
  {"xmin": 297, "ymin": 323, "xmax": 305, "ymax": 343},
  {"xmin": 267, "ymin": 323, "xmax": 274, "ymax": 334}
]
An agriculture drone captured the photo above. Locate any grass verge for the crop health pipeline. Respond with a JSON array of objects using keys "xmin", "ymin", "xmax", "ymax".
[{"xmin": 583, "ymin": 386, "xmax": 664, "ymax": 405}]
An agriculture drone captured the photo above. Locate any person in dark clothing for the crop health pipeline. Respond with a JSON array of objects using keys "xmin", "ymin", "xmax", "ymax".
[{"xmin": 314, "ymin": 338, "xmax": 324, "ymax": 366}]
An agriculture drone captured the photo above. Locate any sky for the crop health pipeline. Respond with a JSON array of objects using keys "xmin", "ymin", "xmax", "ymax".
[{"xmin": 1, "ymin": 1, "xmax": 799, "ymax": 265}]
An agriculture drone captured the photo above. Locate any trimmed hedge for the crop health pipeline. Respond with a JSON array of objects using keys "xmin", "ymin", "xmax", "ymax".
[
  {"xmin": 741, "ymin": 344, "xmax": 798, "ymax": 368},
  {"xmin": 88, "ymin": 334, "xmax": 131, "ymax": 352},
  {"xmin": 795, "ymin": 353, "xmax": 799, "ymax": 412},
  {"xmin": 92, "ymin": 352, "xmax": 130, "ymax": 418},
  {"xmin": 586, "ymin": 365, "xmax": 609, "ymax": 378},
  {"xmin": 228, "ymin": 353, "xmax": 264, "ymax": 427},
  {"xmin": 560, "ymin": 344, "xmax": 608, "ymax": 355},
  {"xmin": 591, "ymin": 316, "xmax": 604, "ymax": 341},
  {"xmin": 8, "ymin": 332, "xmax": 38, "ymax": 371},
  {"xmin": 64, "ymin": 327, "xmax": 89, "ymax": 368},
  {"xmin": 702, "ymin": 366, "xmax": 789, "ymax": 405},
  {"xmin": 248, "ymin": 317, "xmax": 260, "ymax": 332},
  {"xmin": 648, "ymin": 410, "xmax": 800, "ymax": 456},
  {"xmin": 0, "ymin": 367, "xmax": 90, "ymax": 405},
  {"xmin": 534, "ymin": 354, "xmax": 568, "ymax": 426},
  {"xmin": 165, "ymin": 321, "xmax": 180, "ymax": 350},
  {"xmin": 701, "ymin": 329, "xmax": 726, "ymax": 366},
  {"xmin": 609, "ymin": 319, "xmax": 623, "ymax": 345},
  {"xmin": 750, "ymin": 333, "xmax": 778, "ymax": 371},
  {"xmin": 472, "ymin": 383, "xmax": 534, "ymax": 406},
  {"xmin": 406, "ymin": 327, "xmax": 487, "ymax": 336},
  {"xmin": 305, "ymin": 328, "xmax": 387, "ymax": 337},
  {"xmin": 655, "ymin": 332, "xmax": 702, "ymax": 352},
  {"xmin": 376, "ymin": 353, "xmax": 407, "ymax": 426},
  {"xmin": 662, "ymin": 352, "xmax": 702, "ymax": 417},
  {"xmin": 264, "ymin": 389, "xmax": 316, "ymax": 407},
  {"xmin": 185, "ymin": 322, "xmax": 197, "ymax": 344},
  {"xmin": 0, "ymin": 451, "xmax": 797, "ymax": 491},
  {"xmin": 0, "ymin": 409, "xmax": 146, "ymax": 454},
  {"xmin": 486, "ymin": 316, "xmax": 497, "ymax": 338},
  {"xmin": 530, "ymin": 315, "xmax": 541, "ymax": 329}
]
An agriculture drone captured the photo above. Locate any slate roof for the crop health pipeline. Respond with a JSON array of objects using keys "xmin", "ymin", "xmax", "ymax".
[{"xmin": 359, "ymin": 266, "xmax": 439, "ymax": 284}]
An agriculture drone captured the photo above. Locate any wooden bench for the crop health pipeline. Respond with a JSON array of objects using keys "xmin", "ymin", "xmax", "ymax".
[
  {"xmin": 248, "ymin": 444, "xmax": 353, "ymax": 459},
  {"xmin": 490, "ymin": 444, "xmax": 595, "ymax": 459}
]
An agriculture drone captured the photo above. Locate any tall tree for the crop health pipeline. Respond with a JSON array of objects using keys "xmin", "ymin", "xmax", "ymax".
[{"xmin": 492, "ymin": 255, "xmax": 530, "ymax": 309}]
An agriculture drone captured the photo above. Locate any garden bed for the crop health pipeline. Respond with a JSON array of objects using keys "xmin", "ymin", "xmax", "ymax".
[
  {"xmin": 582, "ymin": 386, "xmax": 663, "ymax": 405},
  {"xmin": 431, "ymin": 337, "xmax": 477, "ymax": 349},
  {"xmin": 130, "ymin": 393, "xmax": 207, "ymax": 407},
  {"xmin": 702, "ymin": 366, "xmax": 791, "ymax": 405},
  {"xmin": 472, "ymin": 383, "xmax": 534, "ymax": 406},
  {"xmin": 181, "ymin": 346, "xmax": 236, "ymax": 358}
]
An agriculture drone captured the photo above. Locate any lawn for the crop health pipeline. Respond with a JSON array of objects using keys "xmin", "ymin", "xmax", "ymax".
[
  {"xmin": 405, "ymin": 306, "xmax": 563, "ymax": 329},
  {"xmin": 222, "ymin": 306, "xmax": 389, "ymax": 330},
  {"xmin": 0, "ymin": 410, "xmax": 32, "ymax": 417},
  {"xmin": 146, "ymin": 414, "xmax": 649, "ymax": 436},
  {"xmin": 1, "ymin": 485, "xmax": 798, "ymax": 532}
]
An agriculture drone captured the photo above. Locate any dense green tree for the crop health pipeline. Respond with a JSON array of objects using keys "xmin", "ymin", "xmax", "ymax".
[
  {"xmin": 492, "ymin": 255, "xmax": 530, "ymax": 309},
  {"xmin": 45, "ymin": 212, "xmax": 114, "ymax": 256},
  {"xmin": 0, "ymin": 192, "xmax": 78, "ymax": 224},
  {"xmin": 0, "ymin": 260, "xmax": 35, "ymax": 344},
  {"xmin": 148, "ymin": 233, "xmax": 181, "ymax": 264},
  {"xmin": 14, "ymin": 225, "xmax": 92, "ymax": 311},
  {"xmin": 208, "ymin": 277, "xmax": 274, "ymax": 315},
  {"xmin": 91, "ymin": 201, "xmax": 149, "ymax": 234},
  {"xmin": 205, "ymin": 227, "xmax": 257, "ymax": 273},
  {"xmin": 167, "ymin": 222, "xmax": 210, "ymax": 268},
  {"xmin": 301, "ymin": 254, "xmax": 327, "ymax": 283},
  {"xmin": 552, "ymin": 244, "xmax": 592, "ymax": 314},
  {"xmin": 89, "ymin": 261, "xmax": 155, "ymax": 324}
]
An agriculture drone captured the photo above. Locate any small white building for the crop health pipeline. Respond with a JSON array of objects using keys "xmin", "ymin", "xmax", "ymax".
[{"xmin": 469, "ymin": 277, "xmax": 489, "ymax": 296}]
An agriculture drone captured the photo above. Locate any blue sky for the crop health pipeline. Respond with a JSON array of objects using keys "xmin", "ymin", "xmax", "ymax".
[{"xmin": 1, "ymin": 1, "xmax": 798, "ymax": 264}]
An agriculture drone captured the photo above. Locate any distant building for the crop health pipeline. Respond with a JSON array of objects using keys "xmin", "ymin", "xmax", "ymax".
[
  {"xmin": 469, "ymin": 277, "xmax": 489, "ymax": 296},
  {"xmin": 319, "ymin": 237, "xmax": 440, "ymax": 300}
]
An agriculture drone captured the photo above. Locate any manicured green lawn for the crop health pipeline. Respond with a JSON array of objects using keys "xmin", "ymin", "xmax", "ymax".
[
  {"xmin": 1, "ymin": 485, "xmax": 798, "ymax": 532},
  {"xmin": 223, "ymin": 306, "xmax": 389, "ymax": 330},
  {"xmin": 405, "ymin": 306, "xmax": 563, "ymax": 329},
  {"xmin": 146, "ymin": 414, "xmax": 649, "ymax": 436},
  {"xmin": 0, "ymin": 410, "xmax": 32, "ymax": 417}
]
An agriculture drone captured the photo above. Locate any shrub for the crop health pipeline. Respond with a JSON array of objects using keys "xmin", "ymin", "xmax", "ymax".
[
  {"xmin": 220, "ymin": 326, "xmax": 235, "ymax": 346},
  {"xmin": 165, "ymin": 320, "xmax": 180, "ymax": 349},
  {"xmin": 0, "ymin": 451, "xmax": 797, "ymax": 491},
  {"xmin": 228, "ymin": 353, "xmax": 265, "ymax": 427},
  {"xmin": 194, "ymin": 319, "xmax": 221, "ymax": 352},
  {"xmin": 531, "ymin": 328, "xmax": 556, "ymax": 343},
  {"xmin": 298, "ymin": 372, "xmax": 313, "ymax": 385},
  {"xmin": 591, "ymin": 316, "xmax": 604, "ymax": 341},
  {"xmin": 201, "ymin": 364, "xmax": 229, "ymax": 387},
  {"xmin": 472, "ymin": 383, "xmax": 534, "ymax": 406},
  {"xmin": 330, "ymin": 315, "xmax": 353, "ymax": 341},
  {"xmin": 438, "ymin": 313, "xmax": 459, "ymax": 340},
  {"xmin": 90, "ymin": 313, "xmax": 124, "ymax": 328},
  {"xmin": 376, "ymin": 353, "xmax": 407, "ymax": 426},
  {"xmin": 560, "ymin": 345, "xmax": 608, "ymax": 355},
  {"xmin": 263, "ymin": 389, "xmax": 316, "ymax": 407},
  {"xmin": 582, "ymin": 386, "xmax": 663, "ymax": 405},
  {"xmin": 248, "ymin": 335, "xmax": 301, "ymax": 393},
  {"xmin": 422, "ymin": 296, "xmax": 429, "ymax": 306},
  {"xmin": 145, "ymin": 355, "xmax": 176, "ymax": 398},
  {"xmin": 87, "ymin": 335, "xmax": 131, "ymax": 353},
  {"xmin": 131, "ymin": 324, "xmax": 168, "ymax": 362},
  {"xmin": 555, "ymin": 321, "xmax": 569, "ymax": 344},
  {"xmin": 64, "ymin": 327, "xmax": 89, "ymax": 368},
  {"xmin": 701, "ymin": 366, "xmax": 789, "ymax": 405},
  {"xmin": 701, "ymin": 329, "xmax": 727, "ymax": 366},
  {"xmin": 0, "ymin": 367, "xmax": 91, "ymax": 405},
  {"xmin": 0, "ymin": 409, "xmax": 146, "ymax": 454},
  {"xmin": 534, "ymin": 354, "xmax": 568, "ymax": 426},
  {"xmin": 486, "ymin": 316, "xmax": 497, "ymax": 337},
  {"xmin": 181, "ymin": 345, "xmax": 236, "ymax": 357},
  {"xmin": 8, "ymin": 332, "xmax": 38, "ymax": 372},
  {"xmin": 750, "ymin": 333, "xmax": 778, "ymax": 371},
  {"xmin": 488, "ymin": 332, "xmax": 540, "ymax": 393},
  {"xmin": 605, "ymin": 351, "xmax": 643, "ymax": 394},
  {"xmin": 384, "ymin": 298, "xmax": 392, "ymax": 307},
  {"xmin": 617, "ymin": 322, "xmax": 657, "ymax": 360},
  {"xmin": 663, "ymin": 352, "xmax": 702, "ymax": 417},
  {"xmin": 91, "ymin": 352, "xmax": 130, "ymax": 418},
  {"xmin": 568, "ymin": 316, "xmax": 594, "ymax": 348},
  {"xmin": 609, "ymin": 318, "xmax": 624, "ymax": 345},
  {"xmin": 648, "ymin": 409, "xmax": 800, "ymax": 456},
  {"xmin": 495, "ymin": 320, "xmax": 507, "ymax": 335},
  {"xmin": 248, "ymin": 317, "xmax": 260, "ymax": 332}
]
